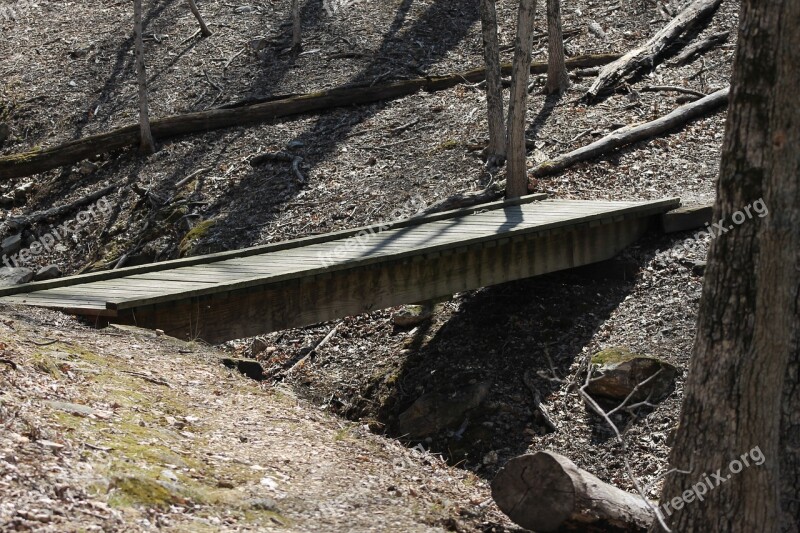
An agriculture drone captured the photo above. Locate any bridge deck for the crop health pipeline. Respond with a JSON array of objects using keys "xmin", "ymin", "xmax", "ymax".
[{"xmin": 0, "ymin": 194, "xmax": 679, "ymax": 342}]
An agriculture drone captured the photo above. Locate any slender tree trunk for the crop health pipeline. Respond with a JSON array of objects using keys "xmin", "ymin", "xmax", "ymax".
[
  {"xmin": 653, "ymin": 0, "xmax": 800, "ymax": 531},
  {"xmin": 291, "ymin": 0, "xmax": 301, "ymax": 52},
  {"xmin": 186, "ymin": 0, "xmax": 212, "ymax": 37},
  {"xmin": 505, "ymin": 0, "xmax": 537, "ymax": 199},
  {"xmin": 544, "ymin": 0, "xmax": 569, "ymax": 94},
  {"xmin": 134, "ymin": 0, "xmax": 155, "ymax": 154},
  {"xmin": 479, "ymin": 0, "xmax": 506, "ymax": 167}
]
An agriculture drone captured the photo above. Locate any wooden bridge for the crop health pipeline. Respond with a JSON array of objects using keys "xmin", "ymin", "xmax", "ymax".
[{"xmin": 0, "ymin": 194, "xmax": 680, "ymax": 343}]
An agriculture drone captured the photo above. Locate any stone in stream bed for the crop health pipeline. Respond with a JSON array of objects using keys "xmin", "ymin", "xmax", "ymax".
[{"xmin": 585, "ymin": 347, "xmax": 677, "ymax": 403}]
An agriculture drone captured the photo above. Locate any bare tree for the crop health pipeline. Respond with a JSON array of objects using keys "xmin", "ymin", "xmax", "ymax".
[
  {"xmin": 653, "ymin": 0, "xmax": 800, "ymax": 530},
  {"xmin": 505, "ymin": 0, "xmax": 537, "ymax": 198},
  {"xmin": 544, "ymin": 0, "xmax": 569, "ymax": 94},
  {"xmin": 134, "ymin": 0, "xmax": 155, "ymax": 154},
  {"xmin": 479, "ymin": 0, "xmax": 506, "ymax": 168},
  {"xmin": 186, "ymin": 0, "xmax": 212, "ymax": 37},
  {"xmin": 291, "ymin": 0, "xmax": 301, "ymax": 52}
]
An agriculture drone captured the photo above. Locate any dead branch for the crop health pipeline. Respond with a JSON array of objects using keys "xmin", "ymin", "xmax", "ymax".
[
  {"xmin": 531, "ymin": 87, "xmax": 728, "ymax": 179},
  {"xmin": 0, "ymin": 54, "xmax": 620, "ymax": 181},
  {"xmin": 670, "ymin": 30, "xmax": 729, "ymax": 66},
  {"xmin": 0, "ymin": 182, "xmax": 120, "ymax": 239},
  {"xmin": 640, "ymin": 85, "xmax": 707, "ymax": 98},
  {"xmin": 186, "ymin": 0, "xmax": 212, "ymax": 37},
  {"xmin": 584, "ymin": 0, "xmax": 723, "ymax": 101},
  {"xmin": 250, "ymin": 151, "xmax": 305, "ymax": 182}
]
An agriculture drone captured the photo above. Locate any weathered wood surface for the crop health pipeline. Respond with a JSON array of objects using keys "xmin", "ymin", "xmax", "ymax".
[
  {"xmin": 0, "ymin": 198, "xmax": 679, "ymax": 342},
  {"xmin": 0, "ymin": 55, "xmax": 621, "ymax": 180},
  {"xmin": 584, "ymin": 0, "xmax": 723, "ymax": 101},
  {"xmin": 492, "ymin": 451, "xmax": 656, "ymax": 532}
]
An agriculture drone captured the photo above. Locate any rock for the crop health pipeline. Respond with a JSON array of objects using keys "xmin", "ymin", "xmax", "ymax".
[
  {"xmin": 221, "ymin": 357, "xmax": 265, "ymax": 381},
  {"xmin": 34, "ymin": 265, "xmax": 62, "ymax": 281},
  {"xmin": 251, "ymin": 337, "xmax": 270, "ymax": 354},
  {"xmin": 392, "ymin": 303, "xmax": 433, "ymax": 327},
  {"xmin": 247, "ymin": 497, "xmax": 278, "ymax": 511},
  {"xmin": 0, "ymin": 267, "xmax": 34, "ymax": 286},
  {"xmin": 397, "ymin": 382, "xmax": 491, "ymax": 439},
  {"xmin": 1, "ymin": 234, "xmax": 22, "ymax": 256},
  {"xmin": 78, "ymin": 161, "xmax": 98, "ymax": 175},
  {"xmin": 585, "ymin": 347, "xmax": 677, "ymax": 403}
]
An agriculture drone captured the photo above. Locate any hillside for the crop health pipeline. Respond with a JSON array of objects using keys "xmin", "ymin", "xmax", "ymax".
[{"xmin": 0, "ymin": 0, "xmax": 738, "ymax": 530}]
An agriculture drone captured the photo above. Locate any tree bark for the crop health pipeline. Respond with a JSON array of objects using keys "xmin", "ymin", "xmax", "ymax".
[
  {"xmin": 134, "ymin": 0, "xmax": 155, "ymax": 155},
  {"xmin": 653, "ymin": 0, "xmax": 800, "ymax": 530},
  {"xmin": 492, "ymin": 451, "xmax": 655, "ymax": 532},
  {"xmin": 505, "ymin": 0, "xmax": 537, "ymax": 199},
  {"xmin": 0, "ymin": 54, "xmax": 619, "ymax": 180},
  {"xmin": 186, "ymin": 0, "xmax": 212, "ymax": 37},
  {"xmin": 584, "ymin": 0, "xmax": 722, "ymax": 102},
  {"xmin": 479, "ymin": 0, "xmax": 506, "ymax": 166},
  {"xmin": 291, "ymin": 0, "xmax": 301, "ymax": 52},
  {"xmin": 544, "ymin": 0, "xmax": 569, "ymax": 94}
]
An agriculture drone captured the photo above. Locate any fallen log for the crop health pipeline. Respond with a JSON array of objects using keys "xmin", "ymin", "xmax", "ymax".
[
  {"xmin": 670, "ymin": 30, "xmax": 730, "ymax": 66},
  {"xmin": 584, "ymin": 0, "xmax": 722, "ymax": 101},
  {"xmin": 531, "ymin": 87, "xmax": 728, "ymax": 178},
  {"xmin": 492, "ymin": 451, "xmax": 656, "ymax": 532},
  {"xmin": 0, "ymin": 54, "xmax": 621, "ymax": 181}
]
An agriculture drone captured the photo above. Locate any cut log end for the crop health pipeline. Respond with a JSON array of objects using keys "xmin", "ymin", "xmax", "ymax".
[{"xmin": 492, "ymin": 451, "xmax": 655, "ymax": 532}]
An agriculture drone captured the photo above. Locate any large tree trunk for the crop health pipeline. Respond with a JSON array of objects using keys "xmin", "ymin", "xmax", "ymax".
[
  {"xmin": 505, "ymin": 0, "xmax": 537, "ymax": 199},
  {"xmin": 134, "ymin": 0, "xmax": 155, "ymax": 154},
  {"xmin": 653, "ymin": 0, "xmax": 800, "ymax": 531},
  {"xmin": 479, "ymin": 0, "xmax": 506, "ymax": 167},
  {"xmin": 544, "ymin": 0, "xmax": 569, "ymax": 94}
]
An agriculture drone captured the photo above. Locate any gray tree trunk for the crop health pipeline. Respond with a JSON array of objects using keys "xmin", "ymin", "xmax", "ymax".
[
  {"xmin": 186, "ymin": 0, "xmax": 212, "ymax": 37},
  {"xmin": 505, "ymin": 0, "xmax": 537, "ymax": 199},
  {"xmin": 479, "ymin": 0, "xmax": 506, "ymax": 167},
  {"xmin": 291, "ymin": 0, "xmax": 301, "ymax": 52},
  {"xmin": 134, "ymin": 0, "xmax": 155, "ymax": 154},
  {"xmin": 653, "ymin": 0, "xmax": 800, "ymax": 531},
  {"xmin": 544, "ymin": 0, "xmax": 569, "ymax": 94}
]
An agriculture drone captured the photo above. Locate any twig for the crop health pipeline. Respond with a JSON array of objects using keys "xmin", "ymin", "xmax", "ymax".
[
  {"xmin": 121, "ymin": 370, "xmax": 171, "ymax": 387},
  {"xmin": 640, "ymin": 85, "xmax": 707, "ymax": 98},
  {"xmin": 580, "ymin": 363, "xmax": 672, "ymax": 532},
  {"xmin": 223, "ymin": 48, "xmax": 245, "ymax": 70},
  {"xmin": 390, "ymin": 118, "xmax": 420, "ymax": 136},
  {"xmin": 287, "ymin": 325, "xmax": 339, "ymax": 374},
  {"xmin": 175, "ymin": 166, "xmax": 211, "ymax": 188}
]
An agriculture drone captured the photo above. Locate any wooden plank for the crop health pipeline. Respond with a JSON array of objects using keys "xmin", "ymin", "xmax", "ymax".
[
  {"xmin": 105, "ymin": 198, "xmax": 679, "ymax": 311},
  {"xmin": 0, "ymin": 193, "xmax": 548, "ymax": 297}
]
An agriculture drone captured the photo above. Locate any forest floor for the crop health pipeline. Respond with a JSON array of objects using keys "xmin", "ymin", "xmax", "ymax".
[{"xmin": 0, "ymin": 0, "xmax": 739, "ymax": 530}]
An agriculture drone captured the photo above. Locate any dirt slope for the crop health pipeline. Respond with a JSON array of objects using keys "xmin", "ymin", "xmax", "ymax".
[{"xmin": 0, "ymin": 306, "xmax": 511, "ymax": 531}]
